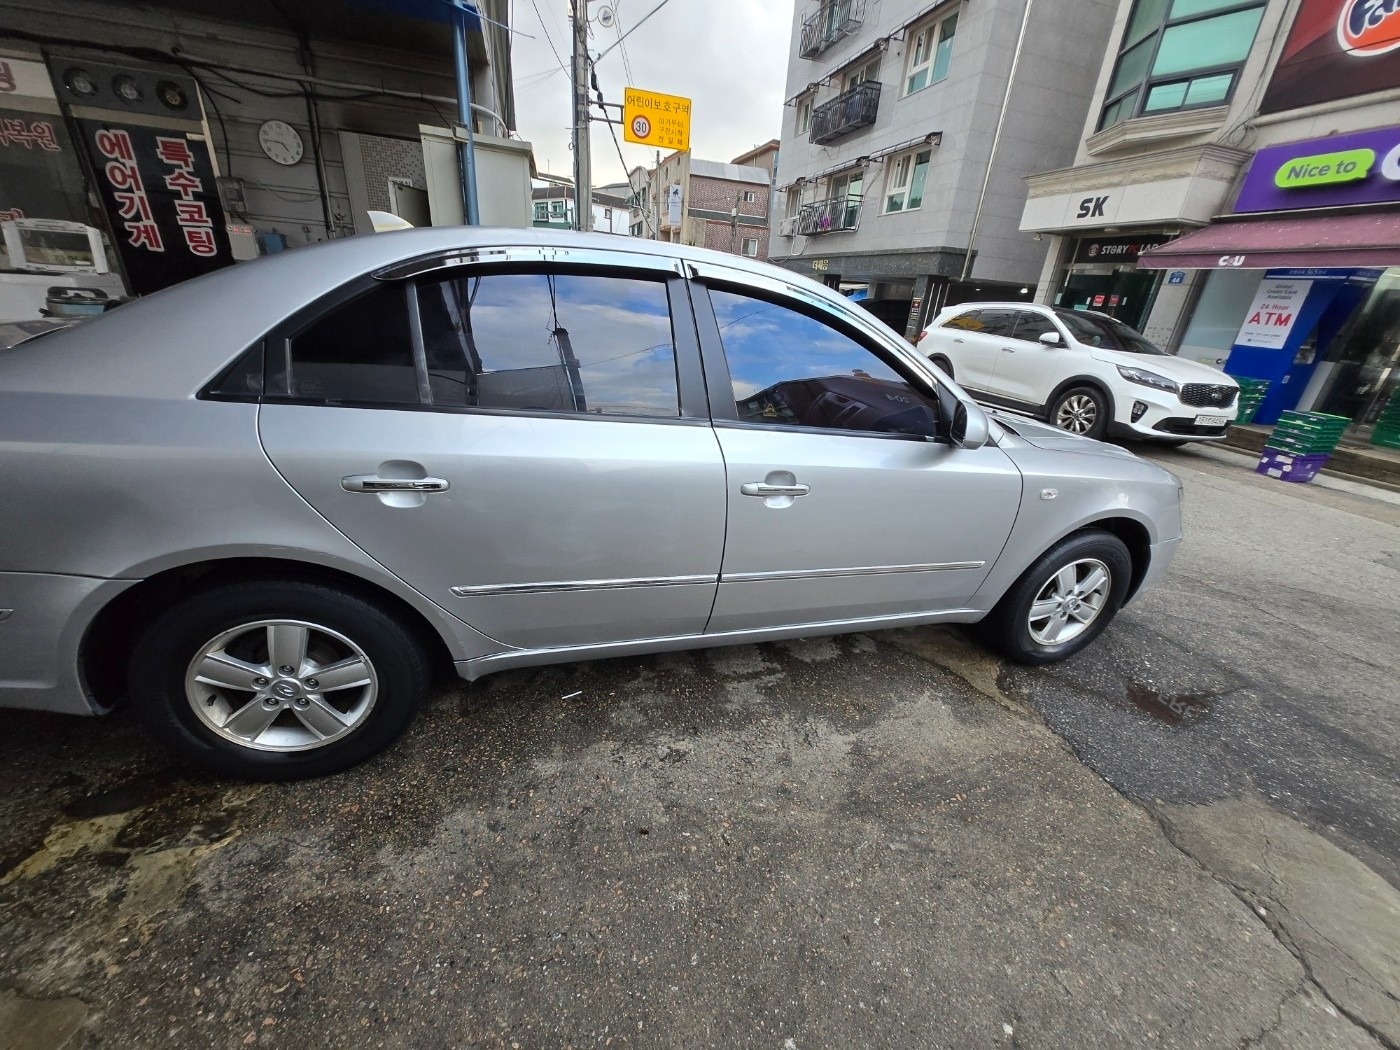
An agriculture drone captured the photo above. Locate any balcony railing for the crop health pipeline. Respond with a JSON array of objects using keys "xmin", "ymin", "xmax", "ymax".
[
  {"xmin": 810, "ymin": 81, "xmax": 881, "ymax": 144},
  {"xmin": 798, "ymin": 194, "xmax": 863, "ymax": 235},
  {"xmin": 799, "ymin": 0, "xmax": 865, "ymax": 58}
]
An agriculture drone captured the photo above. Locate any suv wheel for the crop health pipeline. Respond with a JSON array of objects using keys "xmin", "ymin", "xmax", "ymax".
[
  {"xmin": 128, "ymin": 581, "xmax": 430, "ymax": 780},
  {"xmin": 977, "ymin": 530, "xmax": 1132, "ymax": 665},
  {"xmin": 1050, "ymin": 386, "xmax": 1108, "ymax": 440}
]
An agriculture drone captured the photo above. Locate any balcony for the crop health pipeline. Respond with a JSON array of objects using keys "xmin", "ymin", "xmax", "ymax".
[
  {"xmin": 809, "ymin": 81, "xmax": 881, "ymax": 144},
  {"xmin": 799, "ymin": 0, "xmax": 865, "ymax": 59},
  {"xmin": 798, "ymin": 194, "xmax": 863, "ymax": 235}
]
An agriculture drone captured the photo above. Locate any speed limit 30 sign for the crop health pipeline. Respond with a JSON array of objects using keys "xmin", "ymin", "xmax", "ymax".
[{"xmin": 623, "ymin": 87, "xmax": 691, "ymax": 152}]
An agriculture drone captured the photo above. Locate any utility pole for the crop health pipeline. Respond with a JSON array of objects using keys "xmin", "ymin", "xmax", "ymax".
[
  {"xmin": 570, "ymin": 0, "xmax": 593, "ymax": 232},
  {"xmin": 452, "ymin": 2, "xmax": 480, "ymax": 225}
]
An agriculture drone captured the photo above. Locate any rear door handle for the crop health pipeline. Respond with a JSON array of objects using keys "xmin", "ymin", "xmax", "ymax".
[
  {"xmin": 1001, "ymin": 346, "xmax": 1016, "ymax": 353},
  {"xmin": 342, "ymin": 475, "xmax": 450, "ymax": 493},
  {"xmin": 741, "ymin": 482, "xmax": 811, "ymax": 498}
]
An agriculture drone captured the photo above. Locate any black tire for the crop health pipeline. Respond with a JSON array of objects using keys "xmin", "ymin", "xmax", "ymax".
[
  {"xmin": 128, "ymin": 581, "xmax": 431, "ymax": 780},
  {"xmin": 1049, "ymin": 385, "xmax": 1109, "ymax": 440},
  {"xmin": 930, "ymin": 355, "xmax": 954, "ymax": 380},
  {"xmin": 976, "ymin": 530, "xmax": 1133, "ymax": 665}
]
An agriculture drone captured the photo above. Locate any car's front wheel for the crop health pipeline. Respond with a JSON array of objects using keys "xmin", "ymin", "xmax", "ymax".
[
  {"xmin": 977, "ymin": 530, "xmax": 1132, "ymax": 665},
  {"xmin": 1049, "ymin": 385, "xmax": 1108, "ymax": 440},
  {"xmin": 128, "ymin": 581, "xmax": 431, "ymax": 780}
]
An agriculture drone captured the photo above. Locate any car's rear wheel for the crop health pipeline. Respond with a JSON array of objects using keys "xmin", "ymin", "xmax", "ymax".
[
  {"xmin": 930, "ymin": 355, "xmax": 954, "ymax": 380},
  {"xmin": 977, "ymin": 530, "xmax": 1132, "ymax": 665},
  {"xmin": 128, "ymin": 581, "xmax": 430, "ymax": 780},
  {"xmin": 1050, "ymin": 386, "xmax": 1108, "ymax": 440}
]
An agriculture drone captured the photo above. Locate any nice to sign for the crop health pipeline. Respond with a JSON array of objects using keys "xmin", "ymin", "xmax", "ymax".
[{"xmin": 623, "ymin": 87, "xmax": 691, "ymax": 152}]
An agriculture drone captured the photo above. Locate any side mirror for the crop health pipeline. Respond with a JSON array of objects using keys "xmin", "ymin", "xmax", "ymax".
[
  {"xmin": 1039, "ymin": 331, "xmax": 1063, "ymax": 347},
  {"xmin": 951, "ymin": 400, "xmax": 991, "ymax": 450}
]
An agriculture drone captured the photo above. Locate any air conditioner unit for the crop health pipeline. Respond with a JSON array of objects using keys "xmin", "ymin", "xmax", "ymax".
[{"xmin": 779, "ymin": 216, "xmax": 799, "ymax": 237}]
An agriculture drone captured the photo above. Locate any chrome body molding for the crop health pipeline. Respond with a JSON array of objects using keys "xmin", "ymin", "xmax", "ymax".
[
  {"xmin": 458, "ymin": 606, "xmax": 986, "ymax": 680},
  {"xmin": 723, "ymin": 561, "xmax": 985, "ymax": 583},
  {"xmin": 450, "ymin": 574, "xmax": 715, "ymax": 597}
]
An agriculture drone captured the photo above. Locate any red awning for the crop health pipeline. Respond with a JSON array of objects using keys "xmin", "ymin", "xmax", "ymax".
[{"xmin": 1137, "ymin": 212, "xmax": 1400, "ymax": 270}]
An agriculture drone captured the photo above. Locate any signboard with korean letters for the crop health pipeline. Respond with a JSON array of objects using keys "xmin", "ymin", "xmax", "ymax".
[
  {"xmin": 75, "ymin": 120, "xmax": 231, "ymax": 295},
  {"xmin": 0, "ymin": 56, "xmax": 88, "ymax": 228}
]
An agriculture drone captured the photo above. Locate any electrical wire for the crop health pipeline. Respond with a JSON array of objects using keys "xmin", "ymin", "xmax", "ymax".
[
  {"xmin": 594, "ymin": 0, "xmax": 674, "ymax": 61},
  {"xmin": 592, "ymin": 84, "xmax": 654, "ymax": 235},
  {"xmin": 529, "ymin": 0, "xmax": 572, "ymax": 79},
  {"xmin": 612, "ymin": 0, "xmax": 635, "ymax": 83}
]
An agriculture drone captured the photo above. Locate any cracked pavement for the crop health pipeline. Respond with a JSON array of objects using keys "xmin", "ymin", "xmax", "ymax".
[{"xmin": 1, "ymin": 444, "xmax": 1396, "ymax": 1049}]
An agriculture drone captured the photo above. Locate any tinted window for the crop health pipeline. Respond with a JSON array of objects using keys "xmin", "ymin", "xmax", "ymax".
[
  {"xmin": 976, "ymin": 309, "xmax": 1019, "ymax": 338},
  {"xmin": 416, "ymin": 272, "xmax": 679, "ymax": 417},
  {"xmin": 286, "ymin": 283, "xmax": 420, "ymax": 405},
  {"xmin": 1012, "ymin": 312, "xmax": 1060, "ymax": 342},
  {"xmin": 942, "ymin": 310, "xmax": 986, "ymax": 332},
  {"xmin": 1055, "ymin": 310, "xmax": 1167, "ymax": 355},
  {"xmin": 709, "ymin": 287, "xmax": 939, "ymax": 438}
]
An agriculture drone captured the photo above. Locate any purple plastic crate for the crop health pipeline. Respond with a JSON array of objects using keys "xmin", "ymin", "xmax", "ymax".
[{"xmin": 1256, "ymin": 448, "xmax": 1329, "ymax": 484}]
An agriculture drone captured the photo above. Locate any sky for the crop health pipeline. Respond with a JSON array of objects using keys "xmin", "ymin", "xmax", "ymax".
[{"xmin": 508, "ymin": 0, "xmax": 796, "ymax": 185}]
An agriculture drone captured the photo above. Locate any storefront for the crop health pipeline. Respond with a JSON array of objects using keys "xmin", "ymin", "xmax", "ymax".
[
  {"xmin": 1139, "ymin": 124, "xmax": 1400, "ymax": 430},
  {"xmin": 1049, "ymin": 233, "xmax": 1173, "ymax": 332}
]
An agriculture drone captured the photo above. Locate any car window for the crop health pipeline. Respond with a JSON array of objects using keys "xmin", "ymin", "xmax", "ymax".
[
  {"xmin": 1098, "ymin": 315, "xmax": 1169, "ymax": 356},
  {"xmin": 975, "ymin": 309, "xmax": 1019, "ymax": 338},
  {"xmin": 285, "ymin": 283, "xmax": 422, "ymax": 405},
  {"xmin": 1054, "ymin": 309, "xmax": 1168, "ymax": 355},
  {"xmin": 416, "ymin": 271, "xmax": 680, "ymax": 417},
  {"xmin": 708, "ymin": 286, "xmax": 939, "ymax": 438},
  {"xmin": 1012, "ymin": 312, "xmax": 1060, "ymax": 343},
  {"xmin": 1054, "ymin": 310, "xmax": 1113, "ymax": 348},
  {"xmin": 941, "ymin": 310, "xmax": 985, "ymax": 332}
]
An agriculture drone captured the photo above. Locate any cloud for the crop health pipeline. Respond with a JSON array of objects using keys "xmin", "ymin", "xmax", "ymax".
[{"xmin": 511, "ymin": 0, "xmax": 795, "ymax": 183}]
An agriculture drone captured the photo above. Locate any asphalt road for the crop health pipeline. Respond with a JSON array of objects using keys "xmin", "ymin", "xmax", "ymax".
[{"xmin": 1, "ymin": 442, "xmax": 1396, "ymax": 1050}]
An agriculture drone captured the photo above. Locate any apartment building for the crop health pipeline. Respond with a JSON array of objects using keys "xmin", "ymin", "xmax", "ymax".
[
  {"xmin": 1019, "ymin": 0, "xmax": 1400, "ymax": 430},
  {"xmin": 771, "ymin": 0, "xmax": 1117, "ymax": 337},
  {"xmin": 638, "ymin": 142, "xmax": 779, "ymax": 259}
]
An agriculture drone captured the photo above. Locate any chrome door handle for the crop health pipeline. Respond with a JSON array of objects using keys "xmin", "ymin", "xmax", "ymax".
[
  {"xmin": 342, "ymin": 475, "xmax": 450, "ymax": 493},
  {"xmin": 1001, "ymin": 346, "xmax": 1016, "ymax": 353},
  {"xmin": 741, "ymin": 482, "xmax": 811, "ymax": 498}
]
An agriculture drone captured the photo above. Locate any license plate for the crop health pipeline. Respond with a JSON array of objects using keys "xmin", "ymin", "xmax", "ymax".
[{"xmin": 1195, "ymin": 414, "xmax": 1229, "ymax": 427}]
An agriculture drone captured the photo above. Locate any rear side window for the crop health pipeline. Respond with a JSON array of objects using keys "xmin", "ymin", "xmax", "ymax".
[
  {"xmin": 285, "ymin": 283, "xmax": 420, "ymax": 406},
  {"xmin": 416, "ymin": 272, "xmax": 679, "ymax": 417},
  {"xmin": 942, "ymin": 310, "xmax": 985, "ymax": 331}
]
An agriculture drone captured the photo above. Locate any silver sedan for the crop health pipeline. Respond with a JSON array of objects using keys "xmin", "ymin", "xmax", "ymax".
[{"xmin": 0, "ymin": 229, "xmax": 1183, "ymax": 779}]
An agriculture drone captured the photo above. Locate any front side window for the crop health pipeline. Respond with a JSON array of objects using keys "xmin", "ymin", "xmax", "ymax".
[
  {"xmin": 1057, "ymin": 310, "xmax": 1168, "ymax": 355},
  {"xmin": 1099, "ymin": 0, "xmax": 1264, "ymax": 130},
  {"xmin": 416, "ymin": 272, "xmax": 681, "ymax": 417},
  {"xmin": 708, "ymin": 286, "xmax": 940, "ymax": 438},
  {"xmin": 1011, "ymin": 312, "xmax": 1061, "ymax": 342},
  {"xmin": 904, "ymin": 11, "xmax": 958, "ymax": 95},
  {"xmin": 884, "ymin": 148, "xmax": 931, "ymax": 213}
]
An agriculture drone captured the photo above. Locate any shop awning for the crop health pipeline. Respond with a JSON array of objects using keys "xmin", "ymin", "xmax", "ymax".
[{"xmin": 1137, "ymin": 212, "xmax": 1400, "ymax": 270}]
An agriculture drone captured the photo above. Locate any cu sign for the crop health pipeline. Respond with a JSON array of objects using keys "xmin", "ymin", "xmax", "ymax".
[{"xmin": 1219, "ymin": 255, "xmax": 1247, "ymax": 267}]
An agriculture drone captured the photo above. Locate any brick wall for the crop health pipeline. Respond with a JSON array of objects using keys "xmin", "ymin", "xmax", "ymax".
[
  {"xmin": 688, "ymin": 176, "xmax": 769, "ymax": 221},
  {"xmin": 701, "ymin": 220, "xmax": 769, "ymax": 259}
]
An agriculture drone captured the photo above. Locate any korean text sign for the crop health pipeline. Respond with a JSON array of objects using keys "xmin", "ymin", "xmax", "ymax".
[
  {"xmin": 623, "ymin": 88, "xmax": 692, "ymax": 153},
  {"xmin": 77, "ymin": 120, "xmax": 231, "ymax": 295}
]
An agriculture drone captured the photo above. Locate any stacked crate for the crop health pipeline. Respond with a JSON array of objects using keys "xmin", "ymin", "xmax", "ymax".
[
  {"xmin": 1256, "ymin": 411, "xmax": 1349, "ymax": 484},
  {"xmin": 1371, "ymin": 390, "xmax": 1400, "ymax": 450},
  {"xmin": 1233, "ymin": 378, "xmax": 1270, "ymax": 424}
]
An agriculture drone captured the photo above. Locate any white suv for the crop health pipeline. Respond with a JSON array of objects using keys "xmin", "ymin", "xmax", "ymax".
[{"xmin": 918, "ymin": 303, "xmax": 1239, "ymax": 442}]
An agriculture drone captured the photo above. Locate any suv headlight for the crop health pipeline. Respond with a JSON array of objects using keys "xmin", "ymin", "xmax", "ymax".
[{"xmin": 1116, "ymin": 365, "xmax": 1179, "ymax": 394}]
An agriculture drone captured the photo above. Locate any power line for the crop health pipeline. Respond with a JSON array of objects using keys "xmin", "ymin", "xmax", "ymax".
[
  {"xmin": 595, "ymin": 0, "xmax": 675, "ymax": 61},
  {"xmin": 592, "ymin": 84, "xmax": 654, "ymax": 235},
  {"xmin": 529, "ymin": 0, "xmax": 571, "ymax": 78},
  {"xmin": 612, "ymin": 0, "xmax": 635, "ymax": 83}
]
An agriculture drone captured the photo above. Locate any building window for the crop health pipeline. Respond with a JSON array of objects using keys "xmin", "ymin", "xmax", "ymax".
[
  {"xmin": 744, "ymin": 190, "xmax": 757, "ymax": 203},
  {"xmin": 904, "ymin": 11, "xmax": 958, "ymax": 96},
  {"xmin": 883, "ymin": 148, "xmax": 931, "ymax": 213},
  {"xmin": 533, "ymin": 203, "xmax": 549, "ymax": 221},
  {"xmin": 1098, "ymin": 0, "xmax": 1265, "ymax": 131},
  {"xmin": 843, "ymin": 57, "xmax": 881, "ymax": 92},
  {"xmin": 550, "ymin": 200, "xmax": 566, "ymax": 217},
  {"xmin": 797, "ymin": 96, "xmax": 813, "ymax": 135},
  {"xmin": 605, "ymin": 207, "xmax": 613, "ymax": 220},
  {"xmin": 785, "ymin": 187, "xmax": 803, "ymax": 218},
  {"xmin": 742, "ymin": 237, "xmax": 759, "ymax": 256}
]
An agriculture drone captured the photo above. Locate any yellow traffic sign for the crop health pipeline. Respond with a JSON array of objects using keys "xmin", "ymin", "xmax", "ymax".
[{"xmin": 623, "ymin": 87, "xmax": 692, "ymax": 152}]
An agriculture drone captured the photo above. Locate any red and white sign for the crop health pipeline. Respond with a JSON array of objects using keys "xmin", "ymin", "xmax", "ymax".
[
  {"xmin": 1339, "ymin": 0, "xmax": 1400, "ymax": 57},
  {"xmin": 1235, "ymin": 278, "xmax": 1312, "ymax": 348},
  {"xmin": 95, "ymin": 128, "xmax": 164, "ymax": 252},
  {"xmin": 157, "ymin": 136, "xmax": 217, "ymax": 256},
  {"xmin": 1092, "ymin": 294, "xmax": 1106, "ymax": 306}
]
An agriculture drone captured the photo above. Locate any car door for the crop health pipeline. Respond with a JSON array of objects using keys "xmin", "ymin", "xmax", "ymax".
[
  {"xmin": 690, "ymin": 267, "xmax": 1023, "ymax": 633},
  {"xmin": 936, "ymin": 308, "xmax": 1015, "ymax": 394},
  {"xmin": 256, "ymin": 249, "xmax": 726, "ymax": 651},
  {"xmin": 992, "ymin": 310, "xmax": 1070, "ymax": 408}
]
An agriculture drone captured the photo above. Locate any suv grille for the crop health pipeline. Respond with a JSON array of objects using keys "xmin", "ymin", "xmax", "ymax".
[{"xmin": 1181, "ymin": 383, "xmax": 1237, "ymax": 408}]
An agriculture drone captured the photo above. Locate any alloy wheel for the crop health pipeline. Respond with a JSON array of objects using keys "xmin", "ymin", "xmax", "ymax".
[
  {"xmin": 183, "ymin": 619, "xmax": 378, "ymax": 752},
  {"xmin": 1027, "ymin": 558, "xmax": 1111, "ymax": 645},
  {"xmin": 1055, "ymin": 394, "xmax": 1098, "ymax": 434}
]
